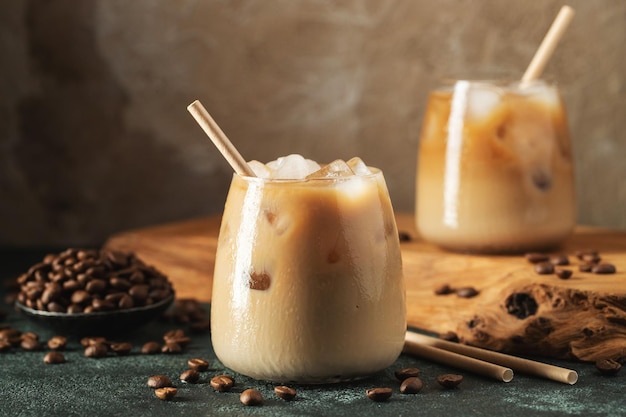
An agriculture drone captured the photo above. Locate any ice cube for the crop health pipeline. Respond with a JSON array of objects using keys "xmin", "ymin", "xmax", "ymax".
[
  {"xmin": 306, "ymin": 159, "xmax": 354, "ymax": 179},
  {"xmin": 466, "ymin": 82, "xmax": 502, "ymax": 120},
  {"xmin": 247, "ymin": 160, "xmax": 272, "ymax": 178},
  {"xmin": 267, "ymin": 154, "xmax": 321, "ymax": 179},
  {"xmin": 346, "ymin": 157, "xmax": 372, "ymax": 176}
]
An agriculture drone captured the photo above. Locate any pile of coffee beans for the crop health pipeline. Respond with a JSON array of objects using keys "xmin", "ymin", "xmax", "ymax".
[{"xmin": 16, "ymin": 248, "xmax": 174, "ymax": 314}]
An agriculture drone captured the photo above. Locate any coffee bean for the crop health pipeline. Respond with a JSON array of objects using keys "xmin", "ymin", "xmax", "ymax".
[
  {"xmin": 394, "ymin": 367, "xmax": 420, "ymax": 381},
  {"xmin": 555, "ymin": 269, "xmax": 573, "ymax": 280},
  {"xmin": 84, "ymin": 342, "xmax": 108, "ymax": 358},
  {"xmin": 47, "ymin": 302, "xmax": 65, "ymax": 313},
  {"xmin": 43, "ymin": 351, "xmax": 66, "ymax": 364},
  {"xmin": 187, "ymin": 358, "xmax": 209, "ymax": 371},
  {"xmin": 88, "ymin": 278, "xmax": 108, "ymax": 294},
  {"xmin": 110, "ymin": 342, "xmax": 132, "ymax": 355},
  {"xmin": 576, "ymin": 250, "xmax": 600, "ymax": 264},
  {"xmin": 240, "ymin": 389, "xmax": 263, "ymax": 406},
  {"xmin": 71, "ymin": 290, "xmax": 91, "ymax": 305},
  {"xmin": 161, "ymin": 341, "xmax": 182, "ymax": 354},
  {"xmin": 534, "ymin": 262, "xmax": 554, "ymax": 275},
  {"xmin": 155, "ymin": 387, "xmax": 177, "ymax": 401},
  {"xmin": 21, "ymin": 337, "xmax": 42, "ymax": 351},
  {"xmin": 47, "ymin": 336, "xmax": 68, "ymax": 350},
  {"xmin": 525, "ymin": 252, "xmax": 549, "ymax": 264},
  {"xmin": 210, "ymin": 375, "xmax": 234, "ymax": 392},
  {"xmin": 118, "ymin": 294, "xmax": 135, "ymax": 309},
  {"xmin": 274, "ymin": 385, "xmax": 296, "ymax": 401},
  {"xmin": 434, "ymin": 284, "xmax": 453, "ymax": 295},
  {"xmin": 366, "ymin": 387, "xmax": 392, "ymax": 402},
  {"xmin": 141, "ymin": 341, "xmax": 161, "ymax": 355},
  {"xmin": 595, "ymin": 358, "xmax": 621, "ymax": 375},
  {"xmin": 436, "ymin": 374, "xmax": 463, "ymax": 389},
  {"xmin": 400, "ymin": 377, "xmax": 424, "ymax": 394},
  {"xmin": 41, "ymin": 283, "xmax": 62, "ymax": 304},
  {"xmin": 147, "ymin": 375, "xmax": 173, "ymax": 389},
  {"xmin": 549, "ymin": 254, "xmax": 570, "ymax": 266},
  {"xmin": 163, "ymin": 329, "xmax": 185, "ymax": 341},
  {"xmin": 129, "ymin": 284, "xmax": 150, "ymax": 302},
  {"xmin": 81, "ymin": 337, "xmax": 108, "ymax": 347},
  {"xmin": 592, "ymin": 263, "xmax": 616, "ymax": 274},
  {"xmin": 91, "ymin": 298, "xmax": 115, "ymax": 311},
  {"xmin": 180, "ymin": 369, "xmax": 200, "ymax": 383},
  {"xmin": 456, "ymin": 287, "xmax": 479, "ymax": 298},
  {"xmin": 579, "ymin": 263, "xmax": 593, "ymax": 273},
  {"xmin": 67, "ymin": 304, "xmax": 83, "ymax": 314}
]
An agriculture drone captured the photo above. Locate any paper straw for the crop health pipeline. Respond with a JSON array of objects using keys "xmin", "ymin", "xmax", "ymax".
[
  {"xmin": 406, "ymin": 331, "xmax": 578, "ymax": 385},
  {"xmin": 521, "ymin": 5, "xmax": 575, "ymax": 84},
  {"xmin": 187, "ymin": 100, "xmax": 256, "ymax": 177},
  {"xmin": 404, "ymin": 332, "xmax": 514, "ymax": 382}
]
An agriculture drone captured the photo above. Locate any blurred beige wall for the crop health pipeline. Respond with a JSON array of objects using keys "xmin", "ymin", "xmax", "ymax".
[{"xmin": 1, "ymin": 0, "xmax": 624, "ymax": 245}]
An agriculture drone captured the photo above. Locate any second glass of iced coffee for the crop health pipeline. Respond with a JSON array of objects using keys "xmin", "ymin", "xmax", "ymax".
[
  {"xmin": 416, "ymin": 79, "xmax": 576, "ymax": 253},
  {"xmin": 211, "ymin": 155, "xmax": 406, "ymax": 383}
]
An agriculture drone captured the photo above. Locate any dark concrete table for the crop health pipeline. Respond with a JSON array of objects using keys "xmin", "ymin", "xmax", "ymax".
[{"xmin": 1, "ymin": 249, "xmax": 623, "ymax": 417}]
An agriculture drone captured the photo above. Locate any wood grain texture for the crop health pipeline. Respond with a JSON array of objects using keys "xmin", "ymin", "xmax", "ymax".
[{"xmin": 104, "ymin": 213, "xmax": 626, "ymax": 361}]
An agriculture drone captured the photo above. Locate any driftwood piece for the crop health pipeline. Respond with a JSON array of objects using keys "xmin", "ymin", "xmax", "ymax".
[{"xmin": 456, "ymin": 281, "xmax": 626, "ymax": 362}]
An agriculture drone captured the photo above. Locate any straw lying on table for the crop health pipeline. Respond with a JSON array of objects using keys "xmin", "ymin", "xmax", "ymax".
[{"xmin": 404, "ymin": 331, "xmax": 578, "ymax": 384}]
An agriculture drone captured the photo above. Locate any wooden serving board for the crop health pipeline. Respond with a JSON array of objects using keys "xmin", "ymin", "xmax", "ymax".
[{"xmin": 104, "ymin": 213, "xmax": 626, "ymax": 362}]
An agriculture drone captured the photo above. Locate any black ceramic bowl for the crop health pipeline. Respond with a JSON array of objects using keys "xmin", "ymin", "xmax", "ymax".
[{"xmin": 14, "ymin": 294, "xmax": 174, "ymax": 336}]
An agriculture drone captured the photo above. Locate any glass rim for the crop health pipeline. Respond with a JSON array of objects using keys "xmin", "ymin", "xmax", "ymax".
[{"xmin": 233, "ymin": 166, "xmax": 383, "ymax": 184}]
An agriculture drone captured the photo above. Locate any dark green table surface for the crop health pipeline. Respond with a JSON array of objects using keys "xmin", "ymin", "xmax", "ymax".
[{"xmin": 1, "ymin": 249, "xmax": 624, "ymax": 417}]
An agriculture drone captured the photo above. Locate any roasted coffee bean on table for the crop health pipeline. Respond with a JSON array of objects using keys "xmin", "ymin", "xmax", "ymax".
[
  {"xmin": 43, "ymin": 351, "xmax": 66, "ymax": 364},
  {"xmin": 394, "ymin": 367, "xmax": 421, "ymax": 381},
  {"xmin": 109, "ymin": 342, "xmax": 132, "ymax": 355},
  {"xmin": 436, "ymin": 374, "xmax": 463, "ymax": 389},
  {"xmin": 16, "ymin": 248, "xmax": 174, "ymax": 314},
  {"xmin": 555, "ymin": 269, "xmax": 573, "ymax": 280},
  {"xmin": 47, "ymin": 336, "xmax": 68, "ymax": 350},
  {"xmin": 84, "ymin": 342, "xmax": 108, "ymax": 358},
  {"xmin": 534, "ymin": 262, "xmax": 555, "ymax": 275},
  {"xmin": 274, "ymin": 385, "xmax": 297, "ymax": 401},
  {"xmin": 366, "ymin": 387, "xmax": 393, "ymax": 402},
  {"xmin": 595, "ymin": 358, "xmax": 622, "ymax": 375},
  {"xmin": 180, "ymin": 369, "xmax": 200, "ymax": 383},
  {"xmin": 400, "ymin": 377, "xmax": 424, "ymax": 394},
  {"xmin": 240, "ymin": 389, "xmax": 263, "ymax": 406},
  {"xmin": 549, "ymin": 254, "xmax": 570, "ymax": 266},
  {"xmin": 155, "ymin": 387, "xmax": 178, "ymax": 401},
  {"xmin": 187, "ymin": 358, "xmax": 210, "ymax": 371},
  {"xmin": 592, "ymin": 263, "xmax": 616, "ymax": 274},
  {"xmin": 147, "ymin": 375, "xmax": 173, "ymax": 389},
  {"xmin": 141, "ymin": 341, "xmax": 161, "ymax": 355},
  {"xmin": 525, "ymin": 252, "xmax": 550, "ymax": 264},
  {"xmin": 210, "ymin": 375, "xmax": 234, "ymax": 392}
]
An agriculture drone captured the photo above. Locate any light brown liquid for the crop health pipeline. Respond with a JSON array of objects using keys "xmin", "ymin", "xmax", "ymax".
[
  {"xmin": 211, "ymin": 169, "xmax": 406, "ymax": 383},
  {"xmin": 416, "ymin": 81, "xmax": 576, "ymax": 253}
]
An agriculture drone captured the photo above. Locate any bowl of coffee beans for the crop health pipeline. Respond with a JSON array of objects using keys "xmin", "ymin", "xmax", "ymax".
[{"xmin": 14, "ymin": 248, "xmax": 175, "ymax": 335}]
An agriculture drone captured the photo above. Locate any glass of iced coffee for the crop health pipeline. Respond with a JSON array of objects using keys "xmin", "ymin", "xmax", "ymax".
[
  {"xmin": 211, "ymin": 155, "xmax": 406, "ymax": 383},
  {"xmin": 416, "ymin": 79, "xmax": 576, "ymax": 253}
]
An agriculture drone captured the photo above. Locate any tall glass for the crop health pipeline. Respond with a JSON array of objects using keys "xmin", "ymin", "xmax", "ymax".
[
  {"xmin": 211, "ymin": 168, "xmax": 406, "ymax": 383},
  {"xmin": 416, "ymin": 80, "xmax": 576, "ymax": 253}
]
